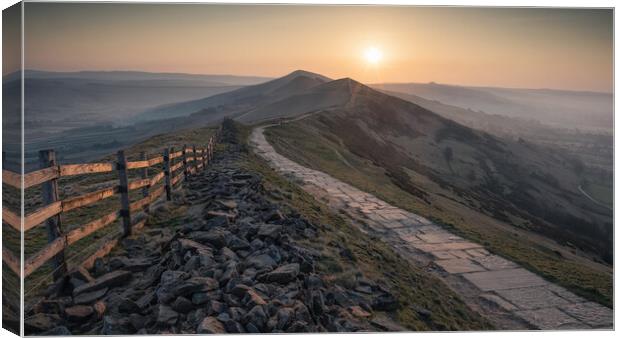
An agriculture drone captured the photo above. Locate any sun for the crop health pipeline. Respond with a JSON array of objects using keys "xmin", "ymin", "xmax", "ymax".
[{"xmin": 364, "ymin": 47, "xmax": 383, "ymax": 65}]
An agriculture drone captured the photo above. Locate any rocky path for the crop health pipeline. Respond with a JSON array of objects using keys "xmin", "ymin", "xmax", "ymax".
[
  {"xmin": 25, "ymin": 128, "xmax": 408, "ymax": 335},
  {"xmin": 250, "ymin": 125, "xmax": 613, "ymax": 330}
]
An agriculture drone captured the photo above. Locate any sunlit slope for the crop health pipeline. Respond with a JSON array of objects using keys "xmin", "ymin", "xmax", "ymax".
[{"xmin": 274, "ymin": 78, "xmax": 612, "ymax": 260}]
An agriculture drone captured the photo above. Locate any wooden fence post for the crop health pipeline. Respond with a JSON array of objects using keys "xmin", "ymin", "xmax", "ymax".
[
  {"xmin": 207, "ymin": 145, "xmax": 211, "ymax": 165},
  {"xmin": 192, "ymin": 145, "xmax": 197, "ymax": 174},
  {"xmin": 163, "ymin": 147, "xmax": 172, "ymax": 201},
  {"xmin": 208, "ymin": 139, "xmax": 212, "ymax": 161},
  {"xmin": 182, "ymin": 144, "xmax": 188, "ymax": 180},
  {"xmin": 117, "ymin": 150, "xmax": 132, "ymax": 237},
  {"xmin": 202, "ymin": 146, "xmax": 207, "ymax": 169},
  {"xmin": 38, "ymin": 149, "xmax": 67, "ymax": 280},
  {"xmin": 209, "ymin": 136, "xmax": 214, "ymax": 160},
  {"xmin": 140, "ymin": 152, "xmax": 150, "ymax": 213}
]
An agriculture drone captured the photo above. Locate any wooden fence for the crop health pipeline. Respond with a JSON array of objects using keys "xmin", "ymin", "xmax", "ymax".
[{"xmin": 1, "ymin": 129, "xmax": 220, "ymax": 281}]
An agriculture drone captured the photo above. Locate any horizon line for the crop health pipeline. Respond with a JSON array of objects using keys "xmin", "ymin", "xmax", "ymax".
[{"xmin": 6, "ymin": 67, "xmax": 613, "ymax": 94}]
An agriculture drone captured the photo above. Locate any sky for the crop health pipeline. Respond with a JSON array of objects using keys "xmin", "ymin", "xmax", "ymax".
[{"xmin": 19, "ymin": 3, "xmax": 613, "ymax": 92}]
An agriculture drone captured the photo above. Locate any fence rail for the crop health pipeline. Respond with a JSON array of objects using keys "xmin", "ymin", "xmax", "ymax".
[{"xmin": 2, "ymin": 127, "xmax": 220, "ymax": 280}]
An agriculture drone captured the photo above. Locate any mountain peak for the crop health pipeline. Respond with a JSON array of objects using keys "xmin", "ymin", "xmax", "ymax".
[
  {"xmin": 284, "ymin": 70, "xmax": 332, "ymax": 82},
  {"xmin": 320, "ymin": 77, "xmax": 373, "ymax": 94}
]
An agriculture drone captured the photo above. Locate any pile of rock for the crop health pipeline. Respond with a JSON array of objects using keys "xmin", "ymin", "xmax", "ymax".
[{"xmin": 26, "ymin": 140, "xmax": 401, "ymax": 335}]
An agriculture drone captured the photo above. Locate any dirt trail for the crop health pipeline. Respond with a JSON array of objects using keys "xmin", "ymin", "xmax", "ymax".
[{"xmin": 251, "ymin": 125, "xmax": 613, "ymax": 330}]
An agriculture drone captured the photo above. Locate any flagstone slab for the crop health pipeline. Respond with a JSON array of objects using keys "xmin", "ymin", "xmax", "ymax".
[
  {"xmin": 465, "ymin": 248, "xmax": 490, "ymax": 258},
  {"xmin": 448, "ymin": 250, "xmax": 472, "ymax": 259},
  {"xmin": 495, "ymin": 286, "xmax": 570, "ymax": 310},
  {"xmin": 435, "ymin": 258, "xmax": 486, "ymax": 274},
  {"xmin": 472, "ymin": 255, "xmax": 518, "ymax": 271},
  {"xmin": 561, "ymin": 302, "xmax": 613, "ymax": 328},
  {"xmin": 463, "ymin": 268, "xmax": 548, "ymax": 291},
  {"xmin": 480, "ymin": 293, "xmax": 518, "ymax": 311},
  {"xmin": 546, "ymin": 284, "xmax": 586, "ymax": 304},
  {"xmin": 414, "ymin": 241, "xmax": 483, "ymax": 253},
  {"xmin": 417, "ymin": 231, "xmax": 463, "ymax": 244},
  {"xmin": 429, "ymin": 251, "xmax": 457, "ymax": 260},
  {"xmin": 515, "ymin": 307, "xmax": 585, "ymax": 330}
]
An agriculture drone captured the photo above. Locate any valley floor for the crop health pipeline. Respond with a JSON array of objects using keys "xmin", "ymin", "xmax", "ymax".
[{"xmin": 250, "ymin": 125, "xmax": 613, "ymax": 330}]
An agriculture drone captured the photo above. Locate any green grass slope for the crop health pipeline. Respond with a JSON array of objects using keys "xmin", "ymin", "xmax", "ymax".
[{"xmin": 265, "ymin": 119, "xmax": 612, "ymax": 307}]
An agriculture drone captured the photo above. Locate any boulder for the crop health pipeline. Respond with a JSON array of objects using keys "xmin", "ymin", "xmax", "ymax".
[
  {"xmin": 101, "ymin": 315, "xmax": 134, "ymax": 335},
  {"xmin": 73, "ymin": 287, "xmax": 108, "ymax": 305},
  {"xmin": 197, "ymin": 316, "xmax": 226, "ymax": 334},
  {"xmin": 109, "ymin": 257, "xmax": 154, "ymax": 272},
  {"xmin": 250, "ymin": 239, "xmax": 264, "ymax": 250},
  {"xmin": 308, "ymin": 290, "xmax": 325, "ymax": 316},
  {"xmin": 220, "ymin": 264, "xmax": 239, "ymax": 284},
  {"xmin": 190, "ymin": 229, "xmax": 231, "ymax": 249},
  {"xmin": 257, "ymin": 224, "xmax": 282, "ymax": 239},
  {"xmin": 34, "ymin": 298, "xmax": 70, "ymax": 314},
  {"xmin": 25, "ymin": 313, "xmax": 61, "ymax": 332},
  {"xmin": 244, "ymin": 305, "xmax": 268, "ymax": 330},
  {"xmin": 207, "ymin": 300, "xmax": 226, "ymax": 315},
  {"xmin": 228, "ymin": 307, "xmax": 246, "ymax": 322},
  {"xmin": 158, "ymin": 275, "xmax": 217, "ymax": 303},
  {"xmin": 349, "ymin": 305, "xmax": 371, "ymax": 318},
  {"xmin": 224, "ymin": 320, "xmax": 245, "ymax": 333},
  {"xmin": 73, "ymin": 270, "xmax": 132, "ymax": 296},
  {"xmin": 129, "ymin": 313, "xmax": 146, "ymax": 331},
  {"xmin": 118, "ymin": 298, "xmax": 140, "ymax": 314},
  {"xmin": 261, "ymin": 264, "xmax": 299, "ymax": 284},
  {"xmin": 172, "ymin": 296, "xmax": 194, "ymax": 313},
  {"xmin": 188, "ymin": 276, "xmax": 220, "ymax": 292},
  {"xmin": 244, "ymin": 289, "xmax": 267, "ymax": 307},
  {"xmin": 304, "ymin": 275, "xmax": 323, "ymax": 290},
  {"xmin": 40, "ymin": 326, "xmax": 72, "ymax": 336},
  {"xmin": 229, "ymin": 236, "xmax": 251, "ymax": 251},
  {"xmin": 157, "ymin": 305, "xmax": 178, "ymax": 326},
  {"xmin": 135, "ymin": 291, "xmax": 156, "ymax": 309},
  {"xmin": 64, "ymin": 305, "xmax": 94, "ymax": 321},
  {"xmin": 245, "ymin": 254, "xmax": 277, "ymax": 270},
  {"xmin": 245, "ymin": 322, "xmax": 260, "ymax": 333},
  {"xmin": 207, "ymin": 215, "xmax": 230, "ymax": 228},
  {"xmin": 220, "ymin": 247, "xmax": 239, "ymax": 261},
  {"xmin": 192, "ymin": 292, "xmax": 210, "ymax": 305},
  {"xmin": 276, "ymin": 308, "xmax": 294, "ymax": 330}
]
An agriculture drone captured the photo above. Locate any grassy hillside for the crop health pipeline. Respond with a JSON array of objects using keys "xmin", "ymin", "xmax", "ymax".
[
  {"xmin": 264, "ymin": 120, "xmax": 612, "ymax": 307},
  {"xmin": 375, "ymin": 82, "xmax": 612, "ymax": 132},
  {"xmin": 233, "ymin": 122, "xmax": 493, "ymax": 330}
]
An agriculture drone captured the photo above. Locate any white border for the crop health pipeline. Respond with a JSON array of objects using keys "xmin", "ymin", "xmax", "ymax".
[{"xmin": 0, "ymin": 1, "xmax": 616, "ymax": 338}]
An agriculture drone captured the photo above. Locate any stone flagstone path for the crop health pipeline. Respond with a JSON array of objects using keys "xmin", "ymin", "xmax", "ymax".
[{"xmin": 250, "ymin": 125, "xmax": 613, "ymax": 330}]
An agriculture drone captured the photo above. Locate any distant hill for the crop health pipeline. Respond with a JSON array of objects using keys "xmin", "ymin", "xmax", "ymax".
[
  {"xmin": 10, "ymin": 69, "xmax": 271, "ymax": 85},
  {"xmin": 3, "ymin": 70, "xmax": 274, "ymax": 141},
  {"xmin": 373, "ymin": 82, "xmax": 612, "ymax": 132},
  {"xmin": 135, "ymin": 70, "xmax": 331, "ymax": 122}
]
